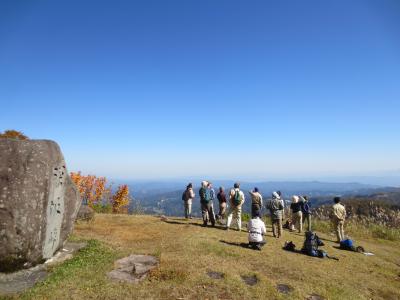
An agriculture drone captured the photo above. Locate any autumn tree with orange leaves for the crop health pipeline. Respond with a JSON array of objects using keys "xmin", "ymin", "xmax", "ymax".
[
  {"xmin": 112, "ymin": 185, "xmax": 131, "ymax": 213},
  {"xmin": 71, "ymin": 172, "xmax": 131, "ymax": 214}
]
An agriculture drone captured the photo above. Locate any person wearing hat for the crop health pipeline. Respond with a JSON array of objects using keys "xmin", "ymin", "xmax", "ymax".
[
  {"xmin": 199, "ymin": 181, "xmax": 216, "ymax": 227},
  {"xmin": 226, "ymin": 182, "xmax": 245, "ymax": 231},
  {"xmin": 247, "ymin": 210, "xmax": 266, "ymax": 250},
  {"xmin": 277, "ymin": 190, "xmax": 286, "ymax": 222},
  {"xmin": 290, "ymin": 195, "xmax": 303, "ymax": 233},
  {"xmin": 249, "ymin": 187, "xmax": 263, "ymax": 218},
  {"xmin": 332, "ymin": 196, "xmax": 346, "ymax": 242},
  {"xmin": 266, "ymin": 191, "xmax": 284, "ymax": 238}
]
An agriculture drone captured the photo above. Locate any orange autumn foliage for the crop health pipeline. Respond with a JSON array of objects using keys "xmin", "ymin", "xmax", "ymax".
[
  {"xmin": 112, "ymin": 185, "xmax": 130, "ymax": 214},
  {"xmin": 71, "ymin": 172, "xmax": 131, "ymax": 214},
  {"xmin": 0, "ymin": 130, "xmax": 28, "ymax": 140},
  {"xmin": 70, "ymin": 172, "xmax": 110, "ymax": 208}
]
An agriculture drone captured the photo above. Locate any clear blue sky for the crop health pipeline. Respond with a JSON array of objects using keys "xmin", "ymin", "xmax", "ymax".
[{"xmin": 1, "ymin": 0, "xmax": 399, "ymax": 180}]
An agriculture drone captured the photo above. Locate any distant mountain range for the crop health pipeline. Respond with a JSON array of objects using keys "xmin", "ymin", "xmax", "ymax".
[{"xmin": 127, "ymin": 180, "xmax": 399, "ymax": 217}]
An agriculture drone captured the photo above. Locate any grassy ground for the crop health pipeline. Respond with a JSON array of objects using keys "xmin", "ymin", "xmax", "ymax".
[{"xmin": 9, "ymin": 214, "xmax": 400, "ymax": 300}]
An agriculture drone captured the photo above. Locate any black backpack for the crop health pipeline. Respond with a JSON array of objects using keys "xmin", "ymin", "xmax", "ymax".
[
  {"xmin": 302, "ymin": 231, "xmax": 324, "ymax": 257},
  {"xmin": 283, "ymin": 241, "xmax": 296, "ymax": 252}
]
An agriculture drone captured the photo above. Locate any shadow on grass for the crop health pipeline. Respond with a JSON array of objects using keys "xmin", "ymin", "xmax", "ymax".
[
  {"xmin": 219, "ymin": 240, "xmax": 253, "ymax": 250},
  {"xmin": 162, "ymin": 219, "xmax": 228, "ymax": 231}
]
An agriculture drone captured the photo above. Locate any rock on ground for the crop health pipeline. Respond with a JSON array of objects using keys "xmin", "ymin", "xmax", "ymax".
[
  {"xmin": 0, "ymin": 139, "xmax": 81, "ymax": 272},
  {"xmin": 107, "ymin": 255, "xmax": 159, "ymax": 284}
]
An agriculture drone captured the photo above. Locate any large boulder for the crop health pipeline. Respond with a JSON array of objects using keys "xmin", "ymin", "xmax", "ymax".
[{"xmin": 0, "ymin": 139, "xmax": 81, "ymax": 272}]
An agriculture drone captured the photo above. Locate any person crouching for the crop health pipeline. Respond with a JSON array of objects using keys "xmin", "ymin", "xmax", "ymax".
[{"xmin": 247, "ymin": 211, "xmax": 266, "ymax": 250}]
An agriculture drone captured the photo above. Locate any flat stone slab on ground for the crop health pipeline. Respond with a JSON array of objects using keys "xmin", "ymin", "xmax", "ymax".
[
  {"xmin": 207, "ymin": 270, "xmax": 224, "ymax": 279},
  {"xmin": 0, "ymin": 242, "xmax": 86, "ymax": 296},
  {"xmin": 45, "ymin": 242, "xmax": 87, "ymax": 267},
  {"xmin": 107, "ymin": 255, "xmax": 158, "ymax": 284},
  {"xmin": 241, "ymin": 274, "xmax": 258, "ymax": 286},
  {"xmin": 306, "ymin": 294, "xmax": 325, "ymax": 300},
  {"xmin": 277, "ymin": 283, "xmax": 294, "ymax": 294},
  {"xmin": 0, "ymin": 265, "xmax": 47, "ymax": 296}
]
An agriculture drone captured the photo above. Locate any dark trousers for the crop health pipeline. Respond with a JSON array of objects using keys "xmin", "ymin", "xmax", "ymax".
[
  {"xmin": 201, "ymin": 202, "xmax": 216, "ymax": 226},
  {"xmin": 302, "ymin": 214, "xmax": 312, "ymax": 231},
  {"xmin": 249, "ymin": 241, "xmax": 266, "ymax": 250},
  {"xmin": 251, "ymin": 204, "xmax": 261, "ymax": 218}
]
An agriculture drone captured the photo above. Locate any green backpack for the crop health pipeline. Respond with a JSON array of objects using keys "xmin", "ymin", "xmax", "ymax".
[{"xmin": 232, "ymin": 190, "xmax": 241, "ymax": 206}]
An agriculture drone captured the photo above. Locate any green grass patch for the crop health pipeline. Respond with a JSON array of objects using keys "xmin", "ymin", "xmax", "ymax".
[{"xmin": 19, "ymin": 240, "xmax": 118, "ymax": 300}]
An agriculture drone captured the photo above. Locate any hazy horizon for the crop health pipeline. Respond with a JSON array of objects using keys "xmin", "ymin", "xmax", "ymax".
[{"xmin": 108, "ymin": 171, "xmax": 400, "ymax": 188}]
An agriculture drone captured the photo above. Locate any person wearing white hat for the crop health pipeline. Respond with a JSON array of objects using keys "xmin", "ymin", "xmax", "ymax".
[
  {"xmin": 226, "ymin": 182, "xmax": 245, "ymax": 231},
  {"xmin": 266, "ymin": 191, "xmax": 284, "ymax": 238}
]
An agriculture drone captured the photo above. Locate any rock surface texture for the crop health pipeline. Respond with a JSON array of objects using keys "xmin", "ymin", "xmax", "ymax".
[
  {"xmin": 0, "ymin": 139, "xmax": 81, "ymax": 272},
  {"xmin": 107, "ymin": 255, "xmax": 158, "ymax": 284}
]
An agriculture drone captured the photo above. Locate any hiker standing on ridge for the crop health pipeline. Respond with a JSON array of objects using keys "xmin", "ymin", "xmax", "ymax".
[
  {"xmin": 300, "ymin": 195, "xmax": 312, "ymax": 231},
  {"xmin": 226, "ymin": 182, "xmax": 245, "ymax": 231},
  {"xmin": 267, "ymin": 191, "xmax": 284, "ymax": 238},
  {"xmin": 290, "ymin": 195, "xmax": 303, "ymax": 233},
  {"xmin": 249, "ymin": 187, "xmax": 263, "ymax": 217},
  {"xmin": 216, "ymin": 187, "xmax": 227, "ymax": 223},
  {"xmin": 277, "ymin": 190, "xmax": 286, "ymax": 222},
  {"xmin": 182, "ymin": 183, "xmax": 195, "ymax": 219},
  {"xmin": 199, "ymin": 181, "xmax": 216, "ymax": 227},
  {"xmin": 247, "ymin": 211, "xmax": 266, "ymax": 250},
  {"xmin": 332, "ymin": 196, "xmax": 346, "ymax": 242}
]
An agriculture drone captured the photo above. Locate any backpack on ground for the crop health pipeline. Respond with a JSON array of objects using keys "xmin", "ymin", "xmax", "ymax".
[
  {"xmin": 301, "ymin": 231, "xmax": 324, "ymax": 257},
  {"xmin": 283, "ymin": 241, "xmax": 296, "ymax": 252},
  {"xmin": 340, "ymin": 239, "xmax": 365, "ymax": 253},
  {"xmin": 232, "ymin": 190, "xmax": 242, "ymax": 206},
  {"xmin": 340, "ymin": 239, "xmax": 353, "ymax": 250}
]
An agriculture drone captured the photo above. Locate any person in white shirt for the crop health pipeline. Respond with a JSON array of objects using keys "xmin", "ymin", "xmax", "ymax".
[
  {"xmin": 226, "ymin": 182, "xmax": 245, "ymax": 231},
  {"xmin": 247, "ymin": 211, "xmax": 267, "ymax": 250}
]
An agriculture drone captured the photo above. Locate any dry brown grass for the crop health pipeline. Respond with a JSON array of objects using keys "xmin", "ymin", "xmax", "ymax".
[{"xmin": 17, "ymin": 214, "xmax": 400, "ymax": 299}]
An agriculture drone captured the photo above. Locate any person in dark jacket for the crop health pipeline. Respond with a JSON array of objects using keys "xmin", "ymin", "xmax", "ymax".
[
  {"xmin": 290, "ymin": 195, "xmax": 302, "ymax": 233},
  {"xmin": 216, "ymin": 187, "xmax": 227, "ymax": 223},
  {"xmin": 300, "ymin": 195, "xmax": 312, "ymax": 231},
  {"xmin": 199, "ymin": 181, "xmax": 216, "ymax": 227},
  {"xmin": 182, "ymin": 183, "xmax": 195, "ymax": 219}
]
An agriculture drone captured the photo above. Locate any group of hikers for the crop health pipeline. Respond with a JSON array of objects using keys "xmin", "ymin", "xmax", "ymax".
[{"xmin": 182, "ymin": 181, "xmax": 347, "ymax": 251}]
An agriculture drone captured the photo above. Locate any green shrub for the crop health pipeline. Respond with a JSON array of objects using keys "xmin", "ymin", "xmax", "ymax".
[
  {"xmin": 241, "ymin": 213, "xmax": 251, "ymax": 222},
  {"xmin": 92, "ymin": 203, "xmax": 112, "ymax": 214}
]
